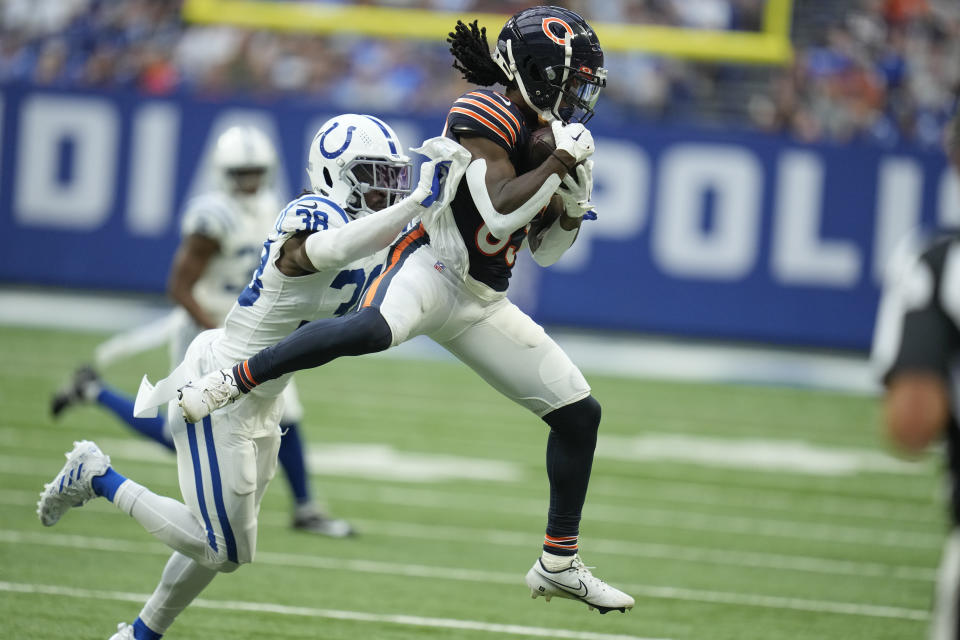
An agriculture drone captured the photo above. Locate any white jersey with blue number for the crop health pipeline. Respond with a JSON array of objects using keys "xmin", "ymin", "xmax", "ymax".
[
  {"xmin": 180, "ymin": 190, "xmax": 280, "ymax": 324},
  {"xmin": 212, "ymin": 194, "xmax": 387, "ymax": 400}
]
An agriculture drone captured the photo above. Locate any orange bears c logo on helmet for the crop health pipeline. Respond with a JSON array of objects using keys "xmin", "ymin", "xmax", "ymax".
[{"xmin": 542, "ymin": 17, "xmax": 573, "ymax": 46}]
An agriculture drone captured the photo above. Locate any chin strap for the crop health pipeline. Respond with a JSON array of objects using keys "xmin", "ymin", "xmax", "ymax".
[{"xmin": 466, "ymin": 159, "xmax": 561, "ymax": 241}]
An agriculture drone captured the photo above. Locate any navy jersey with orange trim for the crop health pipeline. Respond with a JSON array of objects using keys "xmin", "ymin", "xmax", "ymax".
[{"xmin": 443, "ymin": 89, "xmax": 532, "ymax": 292}]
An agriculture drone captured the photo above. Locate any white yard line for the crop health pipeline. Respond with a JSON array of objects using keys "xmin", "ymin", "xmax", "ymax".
[
  {"xmin": 0, "ymin": 483, "xmax": 938, "ymax": 581},
  {"xmin": 0, "ymin": 581, "xmax": 666, "ymax": 640},
  {"xmin": 0, "ymin": 530, "xmax": 930, "ymax": 621},
  {"xmin": 0, "ymin": 452, "xmax": 943, "ymax": 551},
  {"xmin": 2, "ymin": 431, "xmax": 942, "ymax": 525}
]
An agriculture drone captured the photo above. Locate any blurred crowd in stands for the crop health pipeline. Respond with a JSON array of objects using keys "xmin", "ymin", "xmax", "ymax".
[{"xmin": 1, "ymin": 0, "xmax": 958, "ymax": 149}]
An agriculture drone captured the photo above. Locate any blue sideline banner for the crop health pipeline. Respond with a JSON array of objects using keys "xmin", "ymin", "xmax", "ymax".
[{"xmin": 0, "ymin": 83, "xmax": 954, "ymax": 349}]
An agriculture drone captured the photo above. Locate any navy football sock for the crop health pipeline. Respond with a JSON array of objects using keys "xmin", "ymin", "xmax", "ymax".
[
  {"xmin": 133, "ymin": 617, "xmax": 163, "ymax": 639},
  {"xmin": 91, "ymin": 467, "xmax": 127, "ymax": 502},
  {"xmin": 278, "ymin": 422, "xmax": 311, "ymax": 505},
  {"xmin": 541, "ymin": 396, "xmax": 600, "ymax": 554},
  {"xmin": 96, "ymin": 388, "xmax": 174, "ymax": 451},
  {"xmin": 245, "ymin": 307, "xmax": 392, "ymax": 386}
]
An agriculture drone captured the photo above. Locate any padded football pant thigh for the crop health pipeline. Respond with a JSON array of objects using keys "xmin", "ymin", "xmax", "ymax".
[
  {"xmin": 167, "ymin": 404, "xmax": 280, "ymax": 570},
  {"xmin": 438, "ymin": 300, "xmax": 591, "ymax": 417},
  {"xmin": 931, "ymin": 529, "xmax": 960, "ymax": 640},
  {"xmin": 365, "ymin": 246, "xmax": 451, "ymax": 347},
  {"xmin": 138, "ymin": 552, "xmax": 217, "ymax": 634}
]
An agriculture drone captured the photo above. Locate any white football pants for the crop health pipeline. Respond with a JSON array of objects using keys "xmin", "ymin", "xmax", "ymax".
[
  {"xmin": 362, "ymin": 237, "xmax": 590, "ymax": 417},
  {"xmin": 110, "ymin": 399, "xmax": 280, "ymax": 633}
]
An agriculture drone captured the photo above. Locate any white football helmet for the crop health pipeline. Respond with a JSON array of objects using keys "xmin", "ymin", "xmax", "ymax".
[
  {"xmin": 212, "ymin": 125, "xmax": 276, "ymax": 195},
  {"xmin": 307, "ymin": 114, "xmax": 412, "ymax": 218}
]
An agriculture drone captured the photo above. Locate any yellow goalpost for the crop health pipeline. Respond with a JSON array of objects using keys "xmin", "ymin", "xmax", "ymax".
[{"xmin": 181, "ymin": 0, "xmax": 794, "ymax": 65}]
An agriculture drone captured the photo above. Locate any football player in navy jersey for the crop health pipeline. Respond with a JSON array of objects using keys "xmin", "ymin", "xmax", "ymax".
[
  {"xmin": 170, "ymin": 6, "xmax": 633, "ymax": 613},
  {"xmin": 871, "ymin": 112, "xmax": 960, "ymax": 640}
]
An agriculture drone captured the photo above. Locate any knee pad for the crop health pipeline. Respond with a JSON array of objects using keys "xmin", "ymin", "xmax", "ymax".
[
  {"xmin": 543, "ymin": 395, "xmax": 601, "ymax": 439},
  {"xmin": 217, "ymin": 560, "xmax": 241, "ymax": 574},
  {"xmin": 198, "ymin": 551, "xmax": 241, "ymax": 573}
]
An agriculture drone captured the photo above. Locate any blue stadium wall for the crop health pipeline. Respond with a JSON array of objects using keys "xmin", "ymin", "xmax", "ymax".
[{"xmin": 0, "ymin": 83, "xmax": 955, "ymax": 350}]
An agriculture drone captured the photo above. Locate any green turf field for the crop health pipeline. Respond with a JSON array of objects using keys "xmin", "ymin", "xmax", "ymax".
[{"xmin": 0, "ymin": 325, "xmax": 944, "ymax": 639}]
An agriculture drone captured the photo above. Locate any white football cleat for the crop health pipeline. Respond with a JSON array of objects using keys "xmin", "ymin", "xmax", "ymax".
[
  {"xmin": 108, "ymin": 622, "xmax": 134, "ymax": 639},
  {"xmin": 37, "ymin": 440, "xmax": 110, "ymax": 527},
  {"xmin": 525, "ymin": 554, "xmax": 635, "ymax": 614},
  {"xmin": 178, "ymin": 368, "xmax": 241, "ymax": 423}
]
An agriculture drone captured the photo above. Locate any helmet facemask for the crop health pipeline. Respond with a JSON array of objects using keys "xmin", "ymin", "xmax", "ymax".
[
  {"xmin": 341, "ymin": 156, "xmax": 412, "ymax": 218},
  {"xmin": 549, "ymin": 64, "xmax": 607, "ymax": 124},
  {"xmin": 226, "ymin": 167, "xmax": 269, "ymax": 195}
]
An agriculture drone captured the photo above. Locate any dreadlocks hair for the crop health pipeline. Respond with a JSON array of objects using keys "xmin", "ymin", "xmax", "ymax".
[{"xmin": 447, "ymin": 19, "xmax": 510, "ymax": 87}]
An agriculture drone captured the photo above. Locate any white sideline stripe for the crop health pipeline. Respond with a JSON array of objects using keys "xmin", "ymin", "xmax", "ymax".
[
  {"xmin": 0, "ymin": 581, "xmax": 665, "ymax": 640},
  {"xmin": 0, "ymin": 530, "xmax": 929, "ymax": 620},
  {"xmin": 0, "ymin": 288, "xmax": 877, "ymax": 393},
  {"xmin": 0, "ymin": 486, "xmax": 937, "ymax": 581}
]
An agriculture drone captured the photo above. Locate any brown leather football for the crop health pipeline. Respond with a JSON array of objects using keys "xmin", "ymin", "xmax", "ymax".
[{"xmin": 522, "ymin": 126, "xmax": 576, "ymax": 175}]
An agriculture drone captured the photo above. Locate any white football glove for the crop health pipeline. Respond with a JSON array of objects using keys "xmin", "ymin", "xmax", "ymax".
[
  {"xmin": 409, "ymin": 136, "xmax": 471, "ymax": 208},
  {"xmin": 556, "ymin": 159, "xmax": 594, "ymax": 218},
  {"xmin": 551, "ymin": 120, "xmax": 595, "ymax": 165}
]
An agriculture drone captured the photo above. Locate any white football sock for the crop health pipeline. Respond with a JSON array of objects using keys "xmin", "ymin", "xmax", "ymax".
[
  {"xmin": 139, "ymin": 552, "xmax": 217, "ymax": 634},
  {"xmin": 540, "ymin": 550, "xmax": 576, "ymax": 571},
  {"xmin": 113, "ymin": 480, "xmax": 214, "ymax": 564}
]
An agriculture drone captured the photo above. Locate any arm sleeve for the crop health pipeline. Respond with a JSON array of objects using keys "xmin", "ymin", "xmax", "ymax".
[
  {"xmin": 465, "ymin": 159, "xmax": 561, "ymax": 241},
  {"xmin": 303, "ymin": 196, "xmax": 425, "ymax": 272}
]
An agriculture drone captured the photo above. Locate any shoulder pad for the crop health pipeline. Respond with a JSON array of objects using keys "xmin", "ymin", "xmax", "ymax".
[
  {"xmin": 180, "ymin": 193, "xmax": 235, "ymax": 240},
  {"xmin": 446, "ymin": 90, "xmax": 528, "ymax": 153}
]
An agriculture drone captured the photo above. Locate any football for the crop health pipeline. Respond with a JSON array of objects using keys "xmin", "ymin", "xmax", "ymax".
[{"xmin": 522, "ymin": 126, "xmax": 577, "ymax": 175}]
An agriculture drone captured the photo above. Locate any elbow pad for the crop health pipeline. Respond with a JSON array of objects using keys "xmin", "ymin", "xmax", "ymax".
[{"xmin": 466, "ymin": 160, "xmax": 561, "ymax": 241}]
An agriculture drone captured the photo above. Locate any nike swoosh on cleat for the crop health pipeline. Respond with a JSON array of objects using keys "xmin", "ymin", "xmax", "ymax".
[{"xmin": 540, "ymin": 575, "xmax": 589, "ymax": 599}]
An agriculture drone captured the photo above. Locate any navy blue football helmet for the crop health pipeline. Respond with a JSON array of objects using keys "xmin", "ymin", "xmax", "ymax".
[{"xmin": 492, "ymin": 6, "xmax": 606, "ymax": 124}]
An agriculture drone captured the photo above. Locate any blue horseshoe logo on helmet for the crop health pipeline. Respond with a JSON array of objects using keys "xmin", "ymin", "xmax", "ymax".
[{"xmin": 318, "ymin": 122, "xmax": 356, "ymax": 159}]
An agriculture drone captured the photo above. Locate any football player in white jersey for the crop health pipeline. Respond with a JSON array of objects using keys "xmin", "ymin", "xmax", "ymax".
[
  {"xmin": 50, "ymin": 125, "xmax": 353, "ymax": 536},
  {"xmin": 168, "ymin": 7, "xmax": 633, "ymax": 615},
  {"xmin": 36, "ymin": 115, "xmax": 470, "ymax": 640}
]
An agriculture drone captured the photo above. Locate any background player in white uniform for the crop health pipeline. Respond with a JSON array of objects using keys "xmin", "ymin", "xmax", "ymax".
[
  {"xmin": 50, "ymin": 125, "xmax": 353, "ymax": 536},
  {"xmin": 174, "ymin": 6, "xmax": 633, "ymax": 614},
  {"xmin": 871, "ymin": 112, "xmax": 960, "ymax": 640},
  {"xmin": 36, "ymin": 116, "xmax": 469, "ymax": 640}
]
